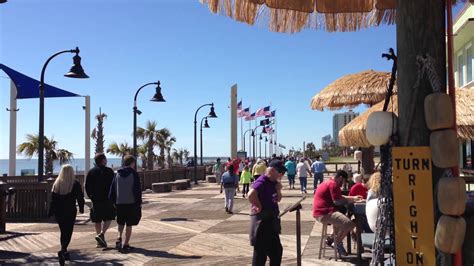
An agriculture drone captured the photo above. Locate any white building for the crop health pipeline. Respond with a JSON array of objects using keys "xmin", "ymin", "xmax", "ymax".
[
  {"xmin": 333, "ymin": 110, "xmax": 358, "ymax": 146},
  {"xmin": 454, "ymin": 2, "xmax": 474, "ymax": 168}
]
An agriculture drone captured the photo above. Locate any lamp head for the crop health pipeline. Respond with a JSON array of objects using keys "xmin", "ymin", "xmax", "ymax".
[
  {"xmin": 261, "ymin": 127, "xmax": 267, "ymax": 134},
  {"xmin": 208, "ymin": 105, "xmax": 217, "ymax": 118},
  {"xmin": 270, "ymin": 140, "xmax": 273, "ymax": 144},
  {"xmin": 265, "ymin": 137, "xmax": 268, "ymax": 142},
  {"xmin": 64, "ymin": 48, "xmax": 89, "ymax": 78},
  {"xmin": 259, "ymin": 135, "xmax": 263, "ymax": 140},
  {"xmin": 204, "ymin": 118, "xmax": 210, "ymax": 128},
  {"xmin": 151, "ymin": 81, "xmax": 165, "ymax": 102}
]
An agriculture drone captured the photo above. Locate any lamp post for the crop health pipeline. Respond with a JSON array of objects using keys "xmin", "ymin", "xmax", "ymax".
[
  {"xmin": 251, "ymin": 125, "xmax": 264, "ymax": 161},
  {"xmin": 258, "ymin": 134, "xmax": 263, "ymax": 158},
  {"xmin": 38, "ymin": 47, "xmax": 88, "ymax": 181},
  {"xmin": 264, "ymin": 137, "xmax": 268, "ymax": 159},
  {"xmin": 200, "ymin": 116, "xmax": 210, "ymax": 166},
  {"xmin": 133, "ymin": 81, "xmax": 165, "ymax": 161},
  {"xmin": 243, "ymin": 128, "xmax": 252, "ymax": 156},
  {"xmin": 194, "ymin": 103, "xmax": 217, "ymax": 184}
]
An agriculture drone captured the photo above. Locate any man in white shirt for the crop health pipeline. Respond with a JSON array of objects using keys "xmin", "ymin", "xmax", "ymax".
[{"xmin": 296, "ymin": 158, "xmax": 312, "ymax": 194}]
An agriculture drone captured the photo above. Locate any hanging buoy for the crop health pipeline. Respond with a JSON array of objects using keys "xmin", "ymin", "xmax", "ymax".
[
  {"xmin": 424, "ymin": 93, "xmax": 454, "ymax": 130},
  {"xmin": 437, "ymin": 177, "xmax": 467, "ymax": 216},
  {"xmin": 430, "ymin": 129, "xmax": 459, "ymax": 168},
  {"xmin": 366, "ymin": 111, "xmax": 398, "ymax": 146},
  {"xmin": 435, "ymin": 215, "xmax": 466, "ymax": 254}
]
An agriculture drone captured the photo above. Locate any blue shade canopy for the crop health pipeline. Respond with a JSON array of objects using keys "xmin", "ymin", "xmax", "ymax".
[{"xmin": 0, "ymin": 64, "xmax": 80, "ymax": 99}]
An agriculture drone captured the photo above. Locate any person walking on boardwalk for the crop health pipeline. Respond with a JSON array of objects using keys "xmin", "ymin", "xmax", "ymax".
[
  {"xmin": 212, "ymin": 158, "xmax": 225, "ymax": 184},
  {"xmin": 240, "ymin": 165, "xmax": 252, "ymax": 198},
  {"xmin": 311, "ymin": 155, "xmax": 327, "ymax": 191},
  {"xmin": 248, "ymin": 160, "xmax": 286, "ymax": 266},
  {"xmin": 296, "ymin": 158, "xmax": 312, "ymax": 194},
  {"xmin": 284, "ymin": 158, "xmax": 296, "ymax": 189},
  {"xmin": 109, "ymin": 155, "xmax": 142, "ymax": 253},
  {"xmin": 220, "ymin": 164, "xmax": 239, "ymax": 214},
  {"xmin": 49, "ymin": 165, "xmax": 85, "ymax": 265},
  {"xmin": 85, "ymin": 153, "xmax": 116, "ymax": 248},
  {"xmin": 252, "ymin": 159, "xmax": 267, "ymax": 181}
]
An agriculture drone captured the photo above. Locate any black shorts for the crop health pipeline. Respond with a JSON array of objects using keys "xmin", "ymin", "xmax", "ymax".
[
  {"xmin": 116, "ymin": 204, "xmax": 141, "ymax": 226},
  {"xmin": 90, "ymin": 201, "xmax": 116, "ymax": 223}
]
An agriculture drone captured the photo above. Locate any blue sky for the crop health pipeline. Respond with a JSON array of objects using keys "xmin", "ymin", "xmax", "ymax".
[{"xmin": 0, "ymin": 0, "xmax": 421, "ymax": 159}]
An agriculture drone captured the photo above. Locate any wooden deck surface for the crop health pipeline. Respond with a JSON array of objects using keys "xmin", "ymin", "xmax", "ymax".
[{"xmin": 0, "ymin": 176, "xmax": 367, "ymax": 265}]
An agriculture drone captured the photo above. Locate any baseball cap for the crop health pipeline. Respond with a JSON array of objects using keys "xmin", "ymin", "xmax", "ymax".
[{"xmin": 269, "ymin": 159, "xmax": 287, "ymax": 174}]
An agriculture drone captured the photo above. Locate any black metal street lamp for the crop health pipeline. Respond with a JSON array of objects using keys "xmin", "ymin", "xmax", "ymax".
[
  {"xmin": 38, "ymin": 47, "xmax": 88, "ymax": 181},
  {"xmin": 243, "ymin": 128, "xmax": 252, "ymax": 155},
  {"xmin": 251, "ymin": 125, "xmax": 264, "ymax": 161},
  {"xmin": 200, "ymin": 116, "xmax": 210, "ymax": 166},
  {"xmin": 194, "ymin": 103, "xmax": 217, "ymax": 184},
  {"xmin": 133, "ymin": 81, "xmax": 165, "ymax": 162},
  {"xmin": 265, "ymin": 137, "xmax": 268, "ymax": 158}
]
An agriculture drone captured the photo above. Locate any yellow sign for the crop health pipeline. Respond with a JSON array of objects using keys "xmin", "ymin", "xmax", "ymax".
[{"xmin": 393, "ymin": 147, "xmax": 435, "ymax": 266}]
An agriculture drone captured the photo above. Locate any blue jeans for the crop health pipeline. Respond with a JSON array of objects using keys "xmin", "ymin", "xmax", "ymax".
[
  {"xmin": 299, "ymin": 177, "xmax": 307, "ymax": 192},
  {"xmin": 314, "ymin": 173, "xmax": 324, "ymax": 190},
  {"xmin": 287, "ymin": 174, "xmax": 295, "ymax": 187}
]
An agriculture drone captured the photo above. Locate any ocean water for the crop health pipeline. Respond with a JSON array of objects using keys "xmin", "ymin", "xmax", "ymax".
[{"xmin": 0, "ymin": 157, "xmax": 222, "ymax": 176}]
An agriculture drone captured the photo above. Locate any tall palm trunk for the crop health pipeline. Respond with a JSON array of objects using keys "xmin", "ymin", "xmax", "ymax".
[{"xmin": 147, "ymin": 135, "xmax": 154, "ymax": 170}]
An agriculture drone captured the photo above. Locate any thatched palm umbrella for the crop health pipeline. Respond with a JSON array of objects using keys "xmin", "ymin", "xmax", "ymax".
[
  {"xmin": 200, "ymin": 0, "xmax": 396, "ymax": 33},
  {"xmin": 339, "ymin": 89, "xmax": 474, "ymax": 147},
  {"xmin": 310, "ymin": 70, "xmax": 394, "ymax": 111}
]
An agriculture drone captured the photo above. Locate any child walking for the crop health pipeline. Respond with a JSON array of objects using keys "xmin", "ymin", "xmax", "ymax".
[{"xmin": 240, "ymin": 165, "xmax": 252, "ymax": 198}]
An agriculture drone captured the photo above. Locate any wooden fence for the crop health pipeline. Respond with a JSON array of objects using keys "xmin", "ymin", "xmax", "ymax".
[{"xmin": 324, "ymin": 162, "xmax": 361, "ymax": 174}]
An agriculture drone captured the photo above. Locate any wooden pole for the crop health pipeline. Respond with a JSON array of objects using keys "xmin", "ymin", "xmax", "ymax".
[{"xmin": 397, "ymin": 0, "xmax": 448, "ymax": 265}]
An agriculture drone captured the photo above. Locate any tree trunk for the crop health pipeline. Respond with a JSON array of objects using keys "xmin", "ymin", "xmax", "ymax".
[
  {"xmin": 397, "ymin": 1, "xmax": 448, "ymax": 265},
  {"xmin": 147, "ymin": 138, "xmax": 154, "ymax": 170},
  {"xmin": 361, "ymin": 147, "xmax": 374, "ymax": 175}
]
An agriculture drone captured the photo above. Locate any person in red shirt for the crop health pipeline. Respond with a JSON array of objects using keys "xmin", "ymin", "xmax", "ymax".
[
  {"xmin": 348, "ymin": 174, "xmax": 368, "ymax": 199},
  {"xmin": 312, "ymin": 170, "xmax": 361, "ymax": 257}
]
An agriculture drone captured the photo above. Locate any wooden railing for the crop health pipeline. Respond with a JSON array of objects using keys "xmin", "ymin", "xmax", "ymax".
[
  {"xmin": 324, "ymin": 162, "xmax": 361, "ymax": 174},
  {"xmin": 0, "ymin": 181, "xmax": 53, "ymax": 222},
  {"xmin": 0, "ymin": 167, "xmax": 208, "ymax": 224}
]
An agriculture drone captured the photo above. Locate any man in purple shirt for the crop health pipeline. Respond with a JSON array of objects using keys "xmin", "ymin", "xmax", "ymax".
[{"xmin": 248, "ymin": 160, "xmax": 286, "ymax": 266}]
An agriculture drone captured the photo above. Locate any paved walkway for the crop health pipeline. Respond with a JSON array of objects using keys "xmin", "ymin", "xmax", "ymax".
[{"xmin": 0, "ymin": 177, "xmax": 367, "ymax": 265}]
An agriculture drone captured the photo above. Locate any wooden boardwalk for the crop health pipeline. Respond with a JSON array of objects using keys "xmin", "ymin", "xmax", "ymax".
[{"xmin": 0, "ymin": 177, "xmax": 366, "ymax": 265}]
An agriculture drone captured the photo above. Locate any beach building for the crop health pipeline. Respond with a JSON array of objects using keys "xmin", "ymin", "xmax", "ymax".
[
  {"xmin": 321, "ymin": 134, "xmax": 332, "ymax": 148},
  {"xmin": 332, "ymin": 110, "xmax": 358, "ymax": 146},
  {"xmin": 454, "ymin": 2, "xmax": 474, "ymax": 168}
]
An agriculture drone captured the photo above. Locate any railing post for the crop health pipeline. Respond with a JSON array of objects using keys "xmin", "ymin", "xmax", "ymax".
[
  {"xmin": 0, "ymin": 182, "xmax": 6, "ymax": 234},
  {"xmin": 45, "ymin": 178, "xmax": 54, "ymax": 216},
  {"xmin": 296, "ymin": 205, "xmax": 302, "ymax": 266}
]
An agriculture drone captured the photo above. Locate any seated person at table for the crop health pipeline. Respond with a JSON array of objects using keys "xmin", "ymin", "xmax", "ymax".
[
  {"xmin": 313, "ymin": 170, "xmax": 362, "ymax": 257},
  {"xmin": 349, "ymin": 174, "xmax": 368, "ymax": 199},
  {"xmin": 366, "ymin": 172, "xmax": 381, "ymax": 232}
]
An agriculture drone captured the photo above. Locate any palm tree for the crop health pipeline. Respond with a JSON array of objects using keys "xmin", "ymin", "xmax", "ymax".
[
  {"xmin": 183, "ymin": 149, "xmax": 190, "ymax": 162},
  {"xmin": 137, "ymin": 144, "xmax": 148, "ymax": 170},
  {"xmin": 172, "ymin": 148, "xmax": 182, "ymax": 166},
  {"xmin": 106, "ymin": 142, "xmax": 132, "ymax": 162},
  {"xmin": 156, "ymin": 128, "xmax": 176, "ymax": 169},
  {"xmin": 17, "ymin": 134, "xmax": 74, "ymax": 175},
  {"xmin": 91, "ymin": 109, "xmax": 107, "ymax": 154},
  {"xmin": 136, "ymin": 120, "xmax": 160, "ymax": 170}
]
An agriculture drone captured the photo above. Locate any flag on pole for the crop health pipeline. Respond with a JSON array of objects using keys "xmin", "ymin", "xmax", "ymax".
[
  {"xmin": 265, "ymin": 110, "xmax": 276, "ymax": 118},
  {"xmin": 255, "ymin": 106, "xmax": 271, "ymax": 117},
  {"xmin": 265, "ymin": 126, "xmax": 274, "ymax": 134},
  {"xmin": 244, "ymin": 112, "xmax": 256, "ymax": 121},
  {"xmin": 238, "ymin": 107, "xmax": 250, "ymax": 117},
  {"xmin": 237, "ymin": 100, "xmax": 242, "ymax": 110}
]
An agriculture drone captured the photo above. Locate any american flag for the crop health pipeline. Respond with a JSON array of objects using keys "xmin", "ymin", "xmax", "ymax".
[
  {"xmin": 237, "ymin": 100, "xmax": 242, "ymax": 110},
  {"xmin": 265, "ymin": 126, "xmax": 274, "ymax": 134},
  {"xmin": 238, "ymin": 107, "xmax": 250, "ymax": 118},
  {"xmin": 255, "ymin": 106, "xmax": 271, "ymax": 117},
  {"xmin": 244, "ymin": 112, "xmax": 256, "ymax": 121},
  {"xmin": 265, "ymin": 110, "xmax": 276, "ymax": 118}
]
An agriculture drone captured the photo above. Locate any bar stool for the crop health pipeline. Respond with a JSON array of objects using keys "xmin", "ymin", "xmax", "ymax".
[{"xmin": 318, "ymin": 222, "xmax": 338, "ymax": 260}]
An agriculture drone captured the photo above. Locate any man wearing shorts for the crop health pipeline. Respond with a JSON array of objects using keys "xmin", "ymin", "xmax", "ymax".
[
  {"xmin": 85, "ymin": 153, "xmax": 116, "ymax": 248},
  {"xmin": 109, "ymin": 155, "xmax": 142, "ymax": 253},
  {"xmin": 312, "ymin": 170, "xmax": 361, "ymax": 257}
]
